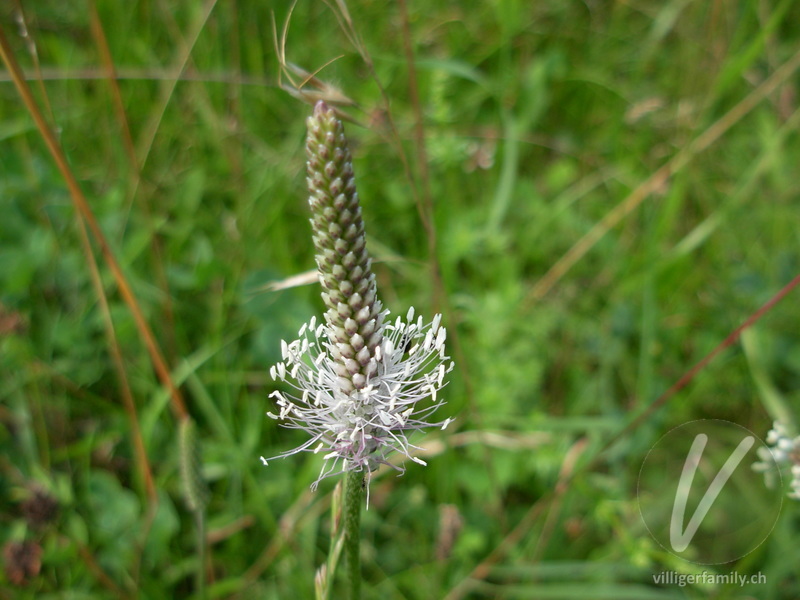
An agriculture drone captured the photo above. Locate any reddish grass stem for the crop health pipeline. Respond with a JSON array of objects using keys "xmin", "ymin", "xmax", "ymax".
[{"xmin": 0, "ymin": 25, "xmax": 188, "ymax": 422}]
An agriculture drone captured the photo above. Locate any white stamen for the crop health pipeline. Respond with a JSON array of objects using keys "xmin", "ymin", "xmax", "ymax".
[{"xmin": 264, "ymin": 307, "xmax": 452, "ymax": 493}]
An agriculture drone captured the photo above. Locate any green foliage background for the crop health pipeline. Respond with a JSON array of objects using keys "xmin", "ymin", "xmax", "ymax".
[{"xmin": 1, "ymin": 1, "xmax": 799, "ymax": 598}]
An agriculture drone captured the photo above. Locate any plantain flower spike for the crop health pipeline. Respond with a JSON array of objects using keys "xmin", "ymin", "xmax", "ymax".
[
  {"xmin": 262, "ymin": 101, "xmax": 454, "ymax": 489},
  {"xmin": 752, "ymin": 421, "xmax": 800, "ymax": 499}
]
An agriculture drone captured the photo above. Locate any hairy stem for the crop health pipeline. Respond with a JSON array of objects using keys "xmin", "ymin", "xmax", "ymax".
[{"xmin": 344, "ymin": 470, "xmax": 365, "ymax": 599}]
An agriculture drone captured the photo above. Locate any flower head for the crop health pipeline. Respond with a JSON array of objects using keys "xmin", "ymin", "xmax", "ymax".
[
  {"xmin": 263, "ymin": 102, "xmax": 454, "ymax": 489},
  {"xmin": 752, "ymin": 421, "xmax": 800, "ymax": 499}
]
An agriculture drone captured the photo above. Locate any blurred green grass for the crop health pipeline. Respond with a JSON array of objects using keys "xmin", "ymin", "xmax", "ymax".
[{"xmin": 1, "ymin": 1, "xmax": 800, "ymax": 598}]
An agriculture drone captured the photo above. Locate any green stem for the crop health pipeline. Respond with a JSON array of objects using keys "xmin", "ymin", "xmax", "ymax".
[
  {"xmin": 194, "ymin": 508, "xmax": 207, "ymax": 600},
  {"xmin": 344, "ymin": 470, "xmax": 365, "ymax": 600}
]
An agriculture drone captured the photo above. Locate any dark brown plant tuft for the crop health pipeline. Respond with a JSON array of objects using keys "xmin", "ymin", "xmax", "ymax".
[
  {"xmin": 3, "ymin": 541, "xmax": 42, "ymax": 586},
  {"xmin": 20, "ymin": 488, "xmax": 59, "ymax": 529}
]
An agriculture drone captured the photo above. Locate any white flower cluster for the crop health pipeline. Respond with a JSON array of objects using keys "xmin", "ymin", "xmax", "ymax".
[
  {"xmin": 263, "ymin": 307, "xmax": 454, "ymax": 489},
  {"xmin": 752, "ymin": 421, "xmax": 800, "ymax": 499}
]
